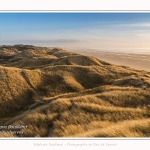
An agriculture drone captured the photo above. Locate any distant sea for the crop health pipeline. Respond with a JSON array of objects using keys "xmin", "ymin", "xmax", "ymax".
[{"xmin": 89, "ymin": 48, "xmax": 150, "ymax": 55}]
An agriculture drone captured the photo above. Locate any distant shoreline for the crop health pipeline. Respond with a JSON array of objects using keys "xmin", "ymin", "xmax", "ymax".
[{"xmin": 70, "ymin": 49, "xmax": 150, "ymax": 72}]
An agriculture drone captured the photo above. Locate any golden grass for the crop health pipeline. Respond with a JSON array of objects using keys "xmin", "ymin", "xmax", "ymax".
[
  {"xmin": 1, "ymin": 45, "xmax": 150, "ymax": 137},
  {"xmin": 0, "ymin": 67, "xmax": 36, "ymax": 117},
  {"xmin": 75, "ymin": 119, "xmax": 150, "ymax": 137},
  {"xmin": 0, "ymin": 132, "xmax": 14, "ymax": 137},
  {"xmin": 99, "ymin": 90, "xmax": 150, "ymax": 108},
  {"xmin": 1, "ymin": 90, "xmax": 149, "ymax": 137}
]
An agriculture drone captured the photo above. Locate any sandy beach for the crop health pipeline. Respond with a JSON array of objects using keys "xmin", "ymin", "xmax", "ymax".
[{"xmin": 70, "ymin": 49, "xmax": 150, "ymax": 72}]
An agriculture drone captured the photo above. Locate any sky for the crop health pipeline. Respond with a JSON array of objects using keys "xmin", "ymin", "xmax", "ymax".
[{"xmin": 0, "ymin": 12, "xmax": 150, "ymax": 53}]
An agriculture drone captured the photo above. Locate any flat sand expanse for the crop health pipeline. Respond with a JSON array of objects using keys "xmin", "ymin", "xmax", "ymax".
[{"xmin": 70, "ymin": 49, "xmax": 150, "ymax": 72}]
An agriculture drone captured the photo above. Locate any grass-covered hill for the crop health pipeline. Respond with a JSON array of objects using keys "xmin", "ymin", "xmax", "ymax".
[{"xmin": 0, "ymin": 45, "xmax": 150, "ymax": 137}]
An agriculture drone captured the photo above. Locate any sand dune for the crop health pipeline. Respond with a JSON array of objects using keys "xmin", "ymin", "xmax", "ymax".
[{"xmin": 0, "ymin": 45, "xmax": 150, "ymax": 137}]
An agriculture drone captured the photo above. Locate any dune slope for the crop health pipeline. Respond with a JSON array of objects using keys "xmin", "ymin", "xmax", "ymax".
[{"xmin": 0, "ymin": 45, "xmax": 150, "ymax": 137}]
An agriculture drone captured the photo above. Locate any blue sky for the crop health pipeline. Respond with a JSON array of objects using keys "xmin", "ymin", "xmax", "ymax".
[{"xmin": 0, "ymin": 13, "xmax": 150, "ymax": 52}]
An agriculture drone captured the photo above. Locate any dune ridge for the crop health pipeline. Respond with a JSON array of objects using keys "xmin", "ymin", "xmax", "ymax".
[{"xmin": 0, "ymin": 45, "xmax": 150, "ymax": 137}]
